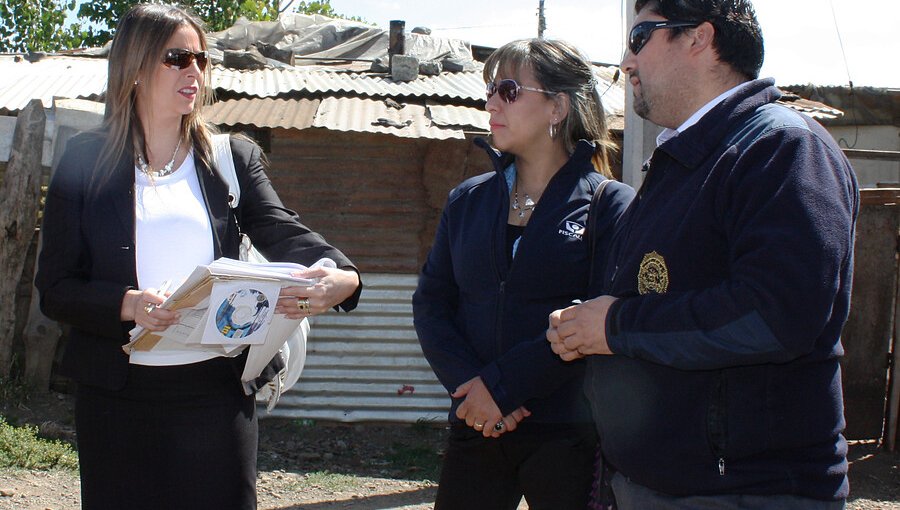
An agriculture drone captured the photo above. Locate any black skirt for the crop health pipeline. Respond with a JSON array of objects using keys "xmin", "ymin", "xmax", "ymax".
[{"xmin": 74, "ymin": 355, "xmax": 258, "ymax": 510}]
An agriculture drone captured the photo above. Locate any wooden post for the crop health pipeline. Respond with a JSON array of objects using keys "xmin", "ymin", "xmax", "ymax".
[
  {"xmin": 22, "ymin": 98, "xmax": 104, "ymax": 390},
  {"xmin": 0, "ymin": 99, "xmax": 45, "ymax": 379}
]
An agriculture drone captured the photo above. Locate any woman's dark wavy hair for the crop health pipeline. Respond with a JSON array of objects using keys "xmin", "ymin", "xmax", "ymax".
[{"xmin": 635, "ymin": 0, "xmax": 764, "ymax": 80}]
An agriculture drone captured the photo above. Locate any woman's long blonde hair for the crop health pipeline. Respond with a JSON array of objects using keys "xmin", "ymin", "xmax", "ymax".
[
  {"xmin": 97, "ymin": 3, "xmax": 216, "ymax": 181},
  {"xmin": 483, "ymin": 39, "xmax": 616, "ymax": 178}
]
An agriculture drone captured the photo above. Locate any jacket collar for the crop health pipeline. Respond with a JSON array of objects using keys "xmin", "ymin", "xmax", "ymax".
[
  {"xmin": 105, "ymin": 149, "xmax": 137, "ymax": 238},
  {"xmin": 194, "ymin": 151, "xmax": 231, "ymax": 259},
  {"xmin": 657, "ymin": 78, "xmax": 781, "ymax": 169},
  {"xmin": 475, "ymin": 137, "xmax": 598, "ymax": 175}
]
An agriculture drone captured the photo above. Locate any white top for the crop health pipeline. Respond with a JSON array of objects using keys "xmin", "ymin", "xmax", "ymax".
[
  {"xmin": 656, "ymin": 82, "xmax": 747, "ymax": 147},
  {"xmin": 131, "ymin": 151, "xmax": 217, "ymax": 366}
]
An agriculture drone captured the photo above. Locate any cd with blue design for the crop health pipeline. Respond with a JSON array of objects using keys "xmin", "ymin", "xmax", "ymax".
[{"xmin": 214, "ymin": 288, "xmax": 270, "ymax": 339}]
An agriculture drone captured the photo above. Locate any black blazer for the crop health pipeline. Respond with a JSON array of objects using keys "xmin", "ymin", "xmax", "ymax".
[{"xmin": 36, "ymin": 131, "xmax": 361, "ymax": 390}]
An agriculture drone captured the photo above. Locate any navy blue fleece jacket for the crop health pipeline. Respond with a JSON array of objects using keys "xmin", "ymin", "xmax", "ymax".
[
  {"xmin": 414, "ymin": 139, "xmax": 634, "ymax": 425},
  {"xmin": 588, "ymin": 79, "xmax": 857, "ymax": 500}
]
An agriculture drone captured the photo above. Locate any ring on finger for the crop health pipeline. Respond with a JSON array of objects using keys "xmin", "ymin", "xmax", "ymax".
[
  {"xmin": 494, "ymin": 420, "xmax": 505, "ymax": 431},
  {"xmin": 474, "ymin": 422, "xmax": 484, "ymax": 430},
  {"xmin": 296, "ymin": 297, "xmax": 310, "ymax": 314},
  {"xmin": 143, "ymin": 302, "xmax": 155, "ymax": 314}
]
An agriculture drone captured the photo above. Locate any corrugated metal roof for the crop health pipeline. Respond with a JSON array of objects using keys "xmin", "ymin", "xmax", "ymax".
[
  {"xmin": 212, "ymin": 65, "xmax": 488, "ymax": 101},
  {"xmin": 0, "ymin": 56, "xmax": 106, "ymax": 112},
  {"xmin": 208, "ymin": 97, "xmax": 489, "ymax": 138},
  {"xmin": 312, "ymin": 96, "xmax": 464, "ymax": 140},
  {"xmin": 205, "ymin": 97, "xmax": 320, "ymax": 130},
  {"xmin": 0, "ymin": 55, "xmax": 843, "ymax": 131},
  {"xmin": 776, "ymin": 92, "xmax": 844, "ymax": 120},
  {"xmin": 269, "ymin": 274, "xmax": 450, "ymax": 423},
  {"xmin": 427, "ymin": 102, "xmax": 488, "ymax": 131}
]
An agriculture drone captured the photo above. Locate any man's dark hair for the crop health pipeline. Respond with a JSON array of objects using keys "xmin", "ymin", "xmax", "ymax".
[{"xmin": 635, "ymin": 0, "xmax": 764, "ymax": 79}]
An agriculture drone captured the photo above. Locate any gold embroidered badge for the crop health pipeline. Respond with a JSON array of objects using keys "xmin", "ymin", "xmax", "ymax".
[{"xmin": 638, "ymin": 251, "xmax": 669, "ymax": 295}]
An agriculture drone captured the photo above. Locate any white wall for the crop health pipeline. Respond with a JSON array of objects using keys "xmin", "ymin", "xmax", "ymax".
[{"xmin": 826, "ymin": 125, "xmax": 900, "ymax": 188}]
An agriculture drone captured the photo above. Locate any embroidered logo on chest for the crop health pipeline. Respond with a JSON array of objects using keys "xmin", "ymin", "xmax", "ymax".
[
  {"xmin": 638, "ymin": 251, "xmax": 669, "ymax": 295},
  {"xmin": 558, "ymin": 220, "xmax": 585, "ymax": 240}
]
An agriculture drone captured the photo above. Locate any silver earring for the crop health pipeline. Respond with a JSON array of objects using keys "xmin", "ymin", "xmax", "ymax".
[{"xmin": 134, "ymin": 80, "xmax": 139, "ymax": 86}]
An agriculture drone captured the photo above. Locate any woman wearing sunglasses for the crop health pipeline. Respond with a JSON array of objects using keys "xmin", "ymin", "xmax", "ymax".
[
  {"xmin": 413, "ymin": 38, "xmax": 634, "ymax": 509},
  {"xmin": 35, "ymin": 4, "xmax": 361, "ymax": 509}
]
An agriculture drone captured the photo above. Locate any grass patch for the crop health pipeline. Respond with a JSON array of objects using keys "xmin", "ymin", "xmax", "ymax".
[
  {"xmin": 0, "ymin": 416, "xmax": 78, "ymax": 471},
  {"xmin": 296, "ymin": 470, "xmax": 358, "ymax": 491},
  {"xmin": 387, "ymin": 442, "xmax": 441, "ymax": 481}
]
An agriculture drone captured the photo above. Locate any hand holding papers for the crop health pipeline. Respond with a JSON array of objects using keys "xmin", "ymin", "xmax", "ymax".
[{"xmin": 125, "ymin": 258, "xmax": 334, "ymax": 363}]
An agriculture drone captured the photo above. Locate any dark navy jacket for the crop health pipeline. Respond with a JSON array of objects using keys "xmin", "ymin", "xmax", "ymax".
[
  {"xmin": 414, "ymin": 139, "xmax": 634, "ymax": 425},
  {"xmin": 589, "ymin": 79, "xmax": 857, "ymax": 499}
]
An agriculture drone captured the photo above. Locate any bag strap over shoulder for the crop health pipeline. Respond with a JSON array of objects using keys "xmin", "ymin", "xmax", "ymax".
[
  {"xmin": 212, "ymin": 134, "xmax": 240, "ymax": 209},
  {"xmin": 588, "ymin": 178, "xmax": 612, "ymax": 281}
]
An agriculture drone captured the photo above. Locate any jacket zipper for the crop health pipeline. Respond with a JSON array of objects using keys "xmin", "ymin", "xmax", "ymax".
[
  {"xmin": 708, "ymin": 371, "xmax": 728, "ymax": 477},
  {"xmin": 609, "ymin": 160, "xmax": 653, "ymax": 288}
]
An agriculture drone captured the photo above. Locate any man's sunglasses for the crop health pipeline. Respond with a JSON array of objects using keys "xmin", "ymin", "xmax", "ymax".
[
  {"xmin": 486, "ymin": 79, "xmax": 555, "ymax": 104},
  {"xmin": 628, "ymin": 20, "xmax": 701, "ymax": 55},
  {"xmin": 162, "ymin": 48, "xmax": 208, "ymax": 71}
]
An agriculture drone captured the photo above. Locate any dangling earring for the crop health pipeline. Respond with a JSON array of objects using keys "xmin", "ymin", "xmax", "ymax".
[{"xmin": 548, "ymin": 120, "xmax": 558, "ymax": 139}]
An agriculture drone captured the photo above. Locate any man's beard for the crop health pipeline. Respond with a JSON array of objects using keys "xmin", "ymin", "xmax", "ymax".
[{"xmin": 633, "ymin": 93, "xmax": 651, "ymax": 120}]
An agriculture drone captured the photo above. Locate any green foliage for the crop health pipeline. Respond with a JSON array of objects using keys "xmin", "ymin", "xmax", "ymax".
[
  {"xmin": 294, "ymin": 0, "xmax": 367, "ymax": 23},
  {"xmin": 0, "ymin": 0, "xmax": 367, "ymax": 52},
  {"xmin": 0, "ymin": 416, "xmax": 78, "ymax": 471},
  {"xmin": 294, "ymin": 470, "xmax": 357, "ymax": 491},
  {"xmin": 76, "ymin": 0, "xmax": 282, "ymax": 48},
  {"xmin": 0, "ymin": 0, "xmax": 85, "ymax": 52}
]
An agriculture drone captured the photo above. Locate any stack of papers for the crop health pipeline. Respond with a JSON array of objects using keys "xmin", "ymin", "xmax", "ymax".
[{"xmin": 125, "ymin": 257, "xmax": 333, "ymax": 380}]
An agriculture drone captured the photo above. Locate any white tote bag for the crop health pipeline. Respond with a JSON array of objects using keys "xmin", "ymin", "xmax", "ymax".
[{"xmin": 212, "ymin": 134, "xmax": 307, "ymax": 410}]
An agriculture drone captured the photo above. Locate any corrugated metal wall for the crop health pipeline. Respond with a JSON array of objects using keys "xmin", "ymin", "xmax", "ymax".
[{"xmin": 267, "ymin": 273, "xmax": 451, "ymax": 423}]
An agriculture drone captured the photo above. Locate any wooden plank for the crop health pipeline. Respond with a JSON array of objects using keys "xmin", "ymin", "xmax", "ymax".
[
  {"xmin": 0, "ymin": 100, "xmax": 45, "ymax": 379},
  {"xmin": 844, "ymin": 149, "xmax": 900, "ymax": 162},
  {"xmin": 841, "ymin": 203, "xmax": 899, "ymax": 439},
  {"xmin": 0, "ymin": 116, "xmax": 16, "ymax": 162}
]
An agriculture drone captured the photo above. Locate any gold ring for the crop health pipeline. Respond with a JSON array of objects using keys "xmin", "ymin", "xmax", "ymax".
[
  {"xmin": 474, "ymin": 422, "xmax": 484, "ymax": 430},
  {"xmin": 296, "ymin": 297, "xmax": 310, "ymax": 313},
  {"xmin": 143, "ymin": 303, "xmax": 155, "ymax": 314}
]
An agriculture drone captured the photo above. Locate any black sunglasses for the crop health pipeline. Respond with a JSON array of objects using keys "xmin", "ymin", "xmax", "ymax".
[
  {"xmin": 162, "ymin": 48, "xmax": 208, "ymax": 71},
  {"xmin": 628, "ymin": 20, "xmax": 700, "ymax": 55},
  {"xmin": 486, "ymin": 79, "xmax": 555, "ymax": 104}
]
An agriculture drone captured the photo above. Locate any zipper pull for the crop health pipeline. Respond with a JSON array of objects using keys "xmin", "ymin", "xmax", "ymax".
[{"xmin": 718, "ymin": 458, "xmax": 726, "ymax": 476}]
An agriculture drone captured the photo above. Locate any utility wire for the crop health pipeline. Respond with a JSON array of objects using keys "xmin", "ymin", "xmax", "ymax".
[{"xmin": 828, "ymin": 0, "xmax": 858, "ymax": 149}]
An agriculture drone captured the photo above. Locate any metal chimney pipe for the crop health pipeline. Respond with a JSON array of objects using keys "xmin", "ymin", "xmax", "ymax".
[{"xmin": 389, "ymin": 20, "xmax": 405, "ymax": 66}]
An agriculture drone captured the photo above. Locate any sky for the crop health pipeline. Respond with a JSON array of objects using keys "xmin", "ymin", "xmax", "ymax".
[{"xmin": 319, "ymin": 0, "xmax": 899, "ymax": 88}]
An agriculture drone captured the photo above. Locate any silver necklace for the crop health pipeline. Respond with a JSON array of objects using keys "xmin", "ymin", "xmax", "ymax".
[
  {"xmin": 511, "ymin": 179, "xmax": 536, "ymax": 218},
  {"xmin": 136, "ymin": 136, "xmax": 183, "ymax": 178}
]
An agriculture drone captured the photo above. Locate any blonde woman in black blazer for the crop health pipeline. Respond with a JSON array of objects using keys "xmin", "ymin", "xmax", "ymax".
[{"xmin": 35, "ymin": 5, "xmax": 361, "ymax": 509}]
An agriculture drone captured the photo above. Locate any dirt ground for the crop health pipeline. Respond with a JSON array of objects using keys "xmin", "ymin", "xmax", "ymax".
[{"xmin": 0, "ymin": 392, "xmax": 898, "ymax": 510}]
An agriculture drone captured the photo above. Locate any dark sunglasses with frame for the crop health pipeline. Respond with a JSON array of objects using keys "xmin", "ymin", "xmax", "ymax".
[
  {"xmin": 628, "ymin": 20, "xmax": 701, "ymax": 55},
  {"xmin": 162, "ymin": 48, "xmax": 209, "ymax": 71},
  {"xmin": 485, "ymin": 79, "xmax": 556, "ymax": 104}
]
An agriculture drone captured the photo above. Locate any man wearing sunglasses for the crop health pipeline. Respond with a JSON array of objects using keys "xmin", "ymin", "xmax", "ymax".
[{"xmin": 547, "ymin": 1, "xmax": 857, "ymax": 508}]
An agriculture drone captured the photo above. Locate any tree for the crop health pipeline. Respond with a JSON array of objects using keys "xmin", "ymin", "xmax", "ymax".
[
  {"xmin": 0, "ymin": 0, "xmax": 366, "ymax": 53},
  {"xmin": 77, "ymin": 0, "xmax": 282, "ymax": 48},
  {"xmin": 293, "ymin": 0, "xmax": 366, "ymax": 23},
  {"xmin": 0, "ymin": 0, "xmax": 85, "ymax": 52}
]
